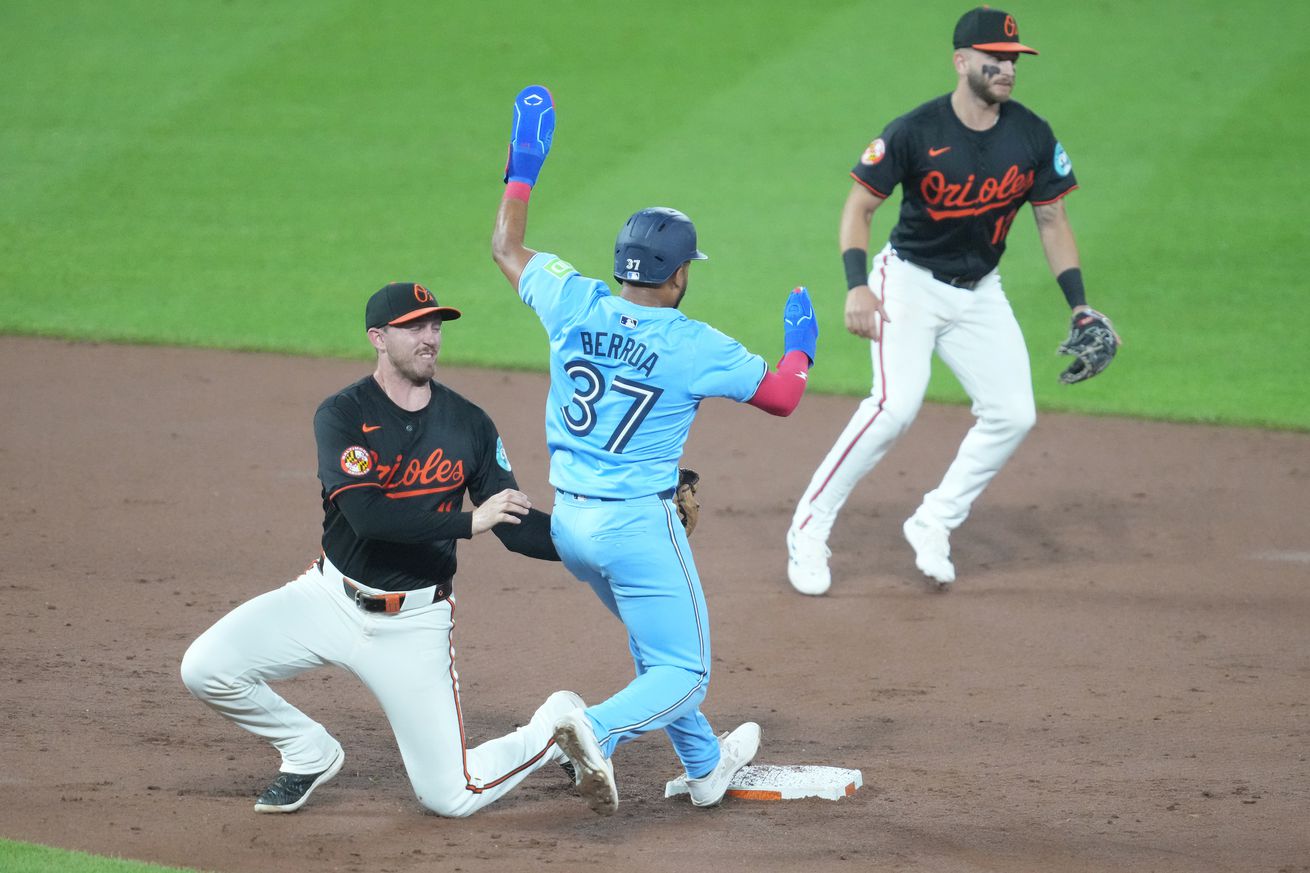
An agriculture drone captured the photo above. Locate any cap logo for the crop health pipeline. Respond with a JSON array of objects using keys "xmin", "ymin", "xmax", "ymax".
[
  {"xmin": 413, "ymin": 284, "xmax": 433, "ymax": 304},
  {"xmin": 1004, "ymin": 14, "xmax": 1017, "ymax": 36}
]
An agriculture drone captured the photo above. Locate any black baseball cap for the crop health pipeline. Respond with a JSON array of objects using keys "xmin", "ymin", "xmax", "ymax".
[
  {"xmin": 953, "ymin": 7, "xmax": 1038, "ymax": 55},
  {"xmin": 365, "ymin": 282, "xmax": 462, "ymax": 330}
]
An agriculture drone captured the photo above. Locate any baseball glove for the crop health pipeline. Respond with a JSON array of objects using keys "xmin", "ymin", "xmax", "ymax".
[
  {"xmin": 1057, "ymin": 308, "xmax": 1119, "ymax": 385},
  {"xmin": 675, "ymin": 468, "xmax": 701, "ymax": 536}
]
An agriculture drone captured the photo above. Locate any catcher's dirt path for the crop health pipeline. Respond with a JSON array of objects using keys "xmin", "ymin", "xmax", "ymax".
[{"xmin": 1, "ymin": 336, "xmax": 1307, "ymax": 873}]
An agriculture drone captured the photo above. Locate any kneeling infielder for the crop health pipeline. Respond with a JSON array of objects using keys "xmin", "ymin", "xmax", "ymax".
[{"xmin": 181, "ymin": 282, "xmax": 580, "ymax": 816}]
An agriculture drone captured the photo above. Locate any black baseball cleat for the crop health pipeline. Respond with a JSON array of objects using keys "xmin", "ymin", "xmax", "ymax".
[{"xmin": 253, "ymin": 749, "xmax": 344, "ymax": 813}]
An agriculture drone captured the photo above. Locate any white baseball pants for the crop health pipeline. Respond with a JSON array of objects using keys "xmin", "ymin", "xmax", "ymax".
[
  {"xmin": 792, "ymin": 244, "xmax": 1036, "ymax": 538},
  {"xmin": 180, "ymin": 556, "xmax": 560, "ymax": 817}
]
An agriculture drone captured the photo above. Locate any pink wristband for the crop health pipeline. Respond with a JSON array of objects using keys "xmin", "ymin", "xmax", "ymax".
[{"xmin": 504, "ymin": 181, "xmax": 532, "ymax": 202}]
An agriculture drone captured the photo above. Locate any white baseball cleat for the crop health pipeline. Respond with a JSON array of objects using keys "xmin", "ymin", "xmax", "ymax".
[
  {"xmin": 533, "ymin": 690, "xmax": 586, "ymax": 766},
  {"xmin": 552, "ymin": 709, "xmax": 618, "ymax": 816},
  {"xmin": 686, "ymin": 722, "xmax": 762, "ymax": 807},
  {"xmin": 786, "ymin": 525, "xmax": 832, "ymax": 596},
  {"xmin": 902, "ymin": 511, "xmax": 955, "ymax": 587}
]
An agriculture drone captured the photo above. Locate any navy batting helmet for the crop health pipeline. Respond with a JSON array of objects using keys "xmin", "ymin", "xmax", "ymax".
[{"xmin": 613, "ymin": 207, "xmax": 708, "ymax": 285}]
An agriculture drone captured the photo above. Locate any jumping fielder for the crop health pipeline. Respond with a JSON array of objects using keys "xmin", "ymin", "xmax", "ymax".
[
  {"xmin": 181, "ymin": 283, "xmax": 583, "ymax": 816},
  {"xmin": 491, "ymin": 85, "xmax": 819, "ymax": 814},
  {"xmin": 787, "ymin": 7, "xmax": 1119, "ymax": 595}
]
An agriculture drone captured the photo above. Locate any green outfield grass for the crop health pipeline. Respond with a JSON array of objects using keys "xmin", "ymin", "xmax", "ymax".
[
  {"xmin": 0, "ymin": 840, "xmax": 202, "ymax": 873},
  {"xmin": 1, "ymin": 0, "xmax": 1306, "ymax": 432}
]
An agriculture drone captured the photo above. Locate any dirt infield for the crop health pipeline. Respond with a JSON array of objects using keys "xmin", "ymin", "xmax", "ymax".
[{"xmin": 2, "ymin": 335, "xmax": 1307, "ymax": 873}]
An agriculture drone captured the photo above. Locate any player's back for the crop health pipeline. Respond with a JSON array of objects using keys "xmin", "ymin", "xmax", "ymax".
[{"xmin": 518, "ymin": 252, "xmax": 765, "ymax": 499}]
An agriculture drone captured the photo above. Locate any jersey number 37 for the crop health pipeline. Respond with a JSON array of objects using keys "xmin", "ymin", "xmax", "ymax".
[{"xmin": 561, "ymin": 360, "xmax": 663, "ymax": 453}]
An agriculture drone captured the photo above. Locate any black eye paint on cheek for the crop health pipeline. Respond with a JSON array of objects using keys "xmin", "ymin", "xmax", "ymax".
[{"xmin": 982, "ymin": 64, "xmax": 1001, "ymax": 77}]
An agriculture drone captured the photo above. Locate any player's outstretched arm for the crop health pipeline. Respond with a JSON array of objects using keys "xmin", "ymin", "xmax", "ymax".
[
  {"xmin": 841, "ymin": 182, "xmax": 890, "ymax": 341},
  {"xmin": 490, "ymin": 506, "xmax": 560, "ymax": 561},
  {"xmin": 492, "ymin": 85, "xmax": 554, "ymax": 290},
  {"xmin": 747, "ymin": 287, "xmax": 818, "ymax": 417}
]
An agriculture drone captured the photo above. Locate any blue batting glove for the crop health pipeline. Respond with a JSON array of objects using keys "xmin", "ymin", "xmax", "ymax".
[
  {"xmin": 783, "ymin": 286, "xmax": 818, "ymax": 365},
  {"xmin": 504, "ymin": 85, "xmax": 555, "ymax": 186}
]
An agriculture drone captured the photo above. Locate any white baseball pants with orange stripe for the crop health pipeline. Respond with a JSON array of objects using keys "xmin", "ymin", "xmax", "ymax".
[
  {"xmin": 180, "ymin": 557, "xmax": 561, "ymax": 817},
  {"xmin": 792, "ymin": 243, "xmax": 1035, "ymax": 539}
]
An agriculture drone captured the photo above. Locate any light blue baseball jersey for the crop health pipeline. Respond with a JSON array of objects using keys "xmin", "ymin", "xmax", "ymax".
[{"xmin": 519, "ymin": 251, "xmax": 767, "ymax": 498}]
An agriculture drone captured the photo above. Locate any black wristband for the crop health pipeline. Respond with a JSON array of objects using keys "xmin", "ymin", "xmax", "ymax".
[
  {"xmin": 1057, "ymin": 268, "xmax": 1087, "ymax": 309},
  {"xmin": 842, "ymin": 248, "xmax": 869, "ymax": 290}
]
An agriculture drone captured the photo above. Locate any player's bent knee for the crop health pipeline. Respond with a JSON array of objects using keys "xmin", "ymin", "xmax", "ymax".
[
  {"xmin": 670, "ymin": 666, "xmax": 712, "ymax": 717},
  {"xmin": 1003, "ymin": 401, "xmax": 1037, "ymax": 437},
  {"xmin": 681, "ymin": 671, "xmax": 712, "ymax": 713},
  {"xmin": 179, "ymin": 637, "xmax": 246, "ymax": 700},
  {"xmin": 178, "ymin": 644, "xmax": 217, "ymax": 699},
  {"xmin": 860, "ymin": 396, "xmax": 919, "ymax": 439},
  {"xmin": 979, "ymin": 397, "xmax": 1036, "ymax": 441},
  {"xmin": 414, "ymin": 785, "xmax": 479, "ymax": 818},
  {"xmin": 420, "ymin": 799, "xmax": 476, "ymax": 819},
  {"xmin": 688, "ymin": 671, "xmax": 711, "ymax": 708}
]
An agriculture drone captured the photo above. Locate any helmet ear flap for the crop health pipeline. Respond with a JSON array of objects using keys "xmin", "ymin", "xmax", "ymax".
[{"xmin": 615, "ymin": 242, "xmax": 651, "ymax": 282}]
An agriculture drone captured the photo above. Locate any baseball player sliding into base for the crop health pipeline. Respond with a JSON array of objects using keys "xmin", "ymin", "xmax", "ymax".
[
  {"xmin": 491, "ymin": 85, "xmax": 819, "ymax": 814},
  {"xmin": 181, "ymin": 283, "xmax": 582, "ymax": 816},
  {"xmin": 787, "ymin": 7, "xmax": 1119, "ymax": 596}
]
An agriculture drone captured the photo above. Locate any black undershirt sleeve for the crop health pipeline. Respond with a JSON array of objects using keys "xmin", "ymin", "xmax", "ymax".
[
  {"xmin": 333, "ymin": 486, "xmax": 474, "ymax": 543},
  {"xmin": 458, "ymin": 407, "xmax": 559, "ymax": 560},
  {"xmin": 492, "ymin": 507, "xmax": 560, "ymax": 561}
]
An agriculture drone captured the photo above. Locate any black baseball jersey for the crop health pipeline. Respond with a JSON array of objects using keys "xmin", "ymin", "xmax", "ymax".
[
  {"xmin": 852, "ymin": 94, "xmax": 1077, "ymax": 282},
  {"xmin": 314, "ymin": 375, "xmax": 556, "ymax": 592}
]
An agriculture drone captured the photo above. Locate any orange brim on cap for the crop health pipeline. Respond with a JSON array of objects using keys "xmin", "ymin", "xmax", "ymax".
[
  {"xmin": 971, "ymin": 41, "xmax": 1039, "ymax": 54},
  {"xmin": 389, "ymin": 305, "xmax": 462, "ymax": 325}
]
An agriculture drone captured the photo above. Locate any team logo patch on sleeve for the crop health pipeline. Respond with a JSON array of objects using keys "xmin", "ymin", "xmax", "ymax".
[
  {"xmin": 1054, "ymin": 142, "xmax": 1072, "ymax": 177},
  {"xmin": 544, "ymin": 256, "xmax": 576, "ymax": 279},
  {"xmin": 860, "ymin": 138, "xmax": 886, "ymax": 166},
  {"xmin": 495, "ymin": 437, "xmax": 512, "ymax": 472},
  {"xmin": 341, "ymin": 446, "xmax": 372, "ymax": 477}
]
